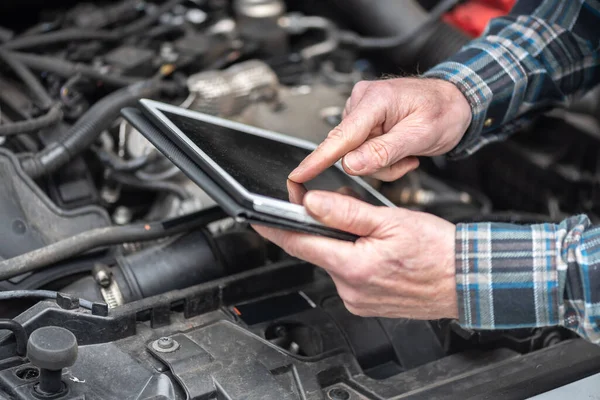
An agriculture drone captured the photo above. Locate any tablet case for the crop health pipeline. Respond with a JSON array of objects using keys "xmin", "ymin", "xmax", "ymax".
[{"xmin": 120, "ymin": 107, "xmax": 359, "ymax": 242}]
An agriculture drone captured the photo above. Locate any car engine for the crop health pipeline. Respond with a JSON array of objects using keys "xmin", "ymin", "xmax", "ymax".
[{"xmin": 0, "ymin": 0, "xmax": 598, "ymax": 399}]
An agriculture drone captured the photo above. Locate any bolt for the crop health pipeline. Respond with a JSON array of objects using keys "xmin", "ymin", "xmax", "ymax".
[
  {"xmin": 157, "ymin": 337, "xmax": 173, "ymax": 349},
  {"xmin": 328, "ymin": 387, "xmax": 350, "ymax": 400},
  {"xmin": 95, "ymin": 270, "xmax": 111, "ymax": 288},
  {"xmin": 274, "ymin": 325, "xmax": 288, "ymax": 338},
  {"xmin": 152, "ymin": 337, "xmax": 180, "ymax": 353},
  {"xmin": 113, "ymin": 206, "xmax": 133, "ymax": 225},
  {"xmin": 93, "ymin": 264, "xmax": 112, "ymax": 288}
]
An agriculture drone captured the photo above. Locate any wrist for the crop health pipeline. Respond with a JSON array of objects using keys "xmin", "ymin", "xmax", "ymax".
[
  {"xmin": 438, "ymin": 79, "xmax": 473, "ymax": 141},
  {"xmin": 443, "ymin": 222, "xmax": 459, "ymax": 320},
  {"xmin": 429, "ymin": 217, "xmax": 459, "ymax": 320},
  {"xmin": 423, "ymin": 65, "xmax": 487, "ymax": 159}
]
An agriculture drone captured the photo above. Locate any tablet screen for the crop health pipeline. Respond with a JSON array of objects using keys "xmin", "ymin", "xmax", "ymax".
[{"xmin": 160, "ymin": 110, "xmax": 387, "ymax": 206}]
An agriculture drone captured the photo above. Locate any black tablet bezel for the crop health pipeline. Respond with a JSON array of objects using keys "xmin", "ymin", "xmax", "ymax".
[
  {"xmin": 137, "ymin": 99, "xmax": 395, "ymax": 221},
  {"xmin": 121, "ymin": 107, "xmax": 361, "ymax": 241}
]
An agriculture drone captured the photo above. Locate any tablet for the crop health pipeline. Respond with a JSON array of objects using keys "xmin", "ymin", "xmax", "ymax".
[{"xmin": 131, "ymin": 99, "xmax": 395, "ymax": 240}]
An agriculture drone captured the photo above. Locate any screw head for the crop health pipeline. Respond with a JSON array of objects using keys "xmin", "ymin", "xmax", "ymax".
[
  {"xmin": 113, "ymin": 206, "xmax": 133, "ymax": 225},
  {"xmin": 95, "ymin": 270, "xmax": 111, "ymax": 287},
  {"xmin": 152, "ymin": 337, "xmax": 179, "ymax": 353},
  {"xmin": 327, "ymin": 387, "xmax": 350, "ymax": 400},
  {"xmin": 93, "ymin": 264, "xmax": 112, "ymax": 288},
  {"xmin": 157, "ymin": 337, "xmax": 173, "ymax": 349}
]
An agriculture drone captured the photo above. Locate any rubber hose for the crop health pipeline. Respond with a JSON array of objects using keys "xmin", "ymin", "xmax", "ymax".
[
  {"xmin": 0, "ymin": 320, "xmax": 27, "ymax": 356},
  {"xmin": 61, "ymin": 229, "xmax": 267, "ymax": 304},
  {"xmin": 0, "ymin": 49, "xmax": 53, "ymax": 109},
  {"xmin": 9, "ymin": 52, "xmax": 139, "ymax": 87},
  {"xmin": 284, "ymin": 15, "xmax": 340, "ymax": 60},
  {"xmin": 340, "ymin": 0, "xmax": 459, "ymax": 49},
  {"xmin": 330, "ymin": 0, "xmax": 469, "ymax": 70},
  {"xmin": 0, "ymin": 104, "xmax": 63, "ymax": 136},
  {"xmin": 0, "ymin": 207, "xmax": 226, "ymax": 281},
  {"xmin": 21, "ymin": 81, "xmax": 164, "ymax": 179},
  {"xmin": 1, "ymin": 29, "xmax": 118, "ymax": 50},
  {"xmin": 414, "ymin": 20, "xmax": 470, "ymax": 71}
]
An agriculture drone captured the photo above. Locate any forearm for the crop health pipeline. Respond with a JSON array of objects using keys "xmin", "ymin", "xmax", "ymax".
[
  {"xmin": 455, "ymin": 215, "xmax": 600, "ymax": 343},
  {"xmin": 425, "ymin": 0, "xmax": 600, "ymax": 158}
]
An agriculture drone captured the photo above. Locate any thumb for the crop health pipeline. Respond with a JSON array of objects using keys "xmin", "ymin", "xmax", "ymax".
[{"xmin": 303, "ymin": 191, "xmax": 387, "ymax": 237}]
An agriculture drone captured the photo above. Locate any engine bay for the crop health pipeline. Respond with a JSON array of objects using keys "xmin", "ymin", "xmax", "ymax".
[{"xmin": 0, "ymin": 1, "xmax": 599, "ymax": 399}]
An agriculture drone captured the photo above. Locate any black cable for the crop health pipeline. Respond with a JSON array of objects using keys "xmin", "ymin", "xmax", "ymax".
[
  {"xmin": 110, "ymin": 171, "xmax": 188, "ymax": 199},
  {"xmin": 1, "ymin": 29, "xmax": 118, "ymax": 51},
  {"xmin": 0, "ymin": 0, "xmax": 184, "ymax": 49},
  {"xmin": 119, "ymin": 0, "xmax": 186, "ymax": 36},
  {"xmin": 0, "ymin": 104, "xmax": 63, "ymax": 136},
  {"xmin": 9, "ymin": 52, "xmax": 140, "ymax": 88},
  {"xmin": 0, "ymin": 319, "xmax": 27, "ymax": 356},
  {"xmin": 0, "ymin": 206, "xmax": 226, "ymax": 281},
  {"xmin": 21, "ymin": 80, "xmax": 168, "ymax": 179},
  {"xmin": 283, "ymin": 14, "xmax": 340, "ymax": 60},
  {"xmin": 339, "ymin": 0, "xmax": 461, "ymax": 49},
  {"xmin": 0, "ymin": 49, "xmax": 53, "ymax": 110},
  {"xmin": 0, "ymin": 290, "xmax": 95, "ymax": 311}
]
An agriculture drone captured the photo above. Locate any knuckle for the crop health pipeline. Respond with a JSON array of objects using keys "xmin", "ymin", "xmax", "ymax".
[
  {"xmin": 327, "ymin": 126, "xmax": 346, "ymax": 142},
  {"xmin": 367, "ymin": 140, "xmax": 391, "ymax": 168},
  {"xmin": 352, "ymin": 80, "xmax": 370, "ymax": 96},
  {"xmin": 368, "ymin": 81, "xmax": 393, "ymax": 100}
]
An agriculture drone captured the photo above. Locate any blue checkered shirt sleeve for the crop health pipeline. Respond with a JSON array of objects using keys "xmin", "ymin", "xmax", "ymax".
[
  {"xmin": 423, "ymin": 1, "xmax": 600, "ymax": 341},
  {"xmin": 456, "ymin": 217, "xmax": 600, "ymax": 343},
  {"xmin": 424, "ymin": 0, "xmax": 600, "ymax": 159}
]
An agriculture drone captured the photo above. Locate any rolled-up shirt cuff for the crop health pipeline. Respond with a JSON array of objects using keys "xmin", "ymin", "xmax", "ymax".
[{"xmin": 454, "ymin": 222, "xmax": 561, "ymax": 330}]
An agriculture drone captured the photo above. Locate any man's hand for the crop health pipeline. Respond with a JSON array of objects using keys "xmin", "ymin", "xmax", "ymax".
[
  {"xmin": 288, "ymin": 78, "xmax": 472, "ymax": 183},
  {"xmin": 253, "ymin": 191, "xmax": 458, "ymax": 320}
]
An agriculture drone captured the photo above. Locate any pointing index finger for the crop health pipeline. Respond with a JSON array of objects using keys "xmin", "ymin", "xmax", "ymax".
[{"xmin": 288, "ymin": 101, "xmax": 383, "ymax": 183}]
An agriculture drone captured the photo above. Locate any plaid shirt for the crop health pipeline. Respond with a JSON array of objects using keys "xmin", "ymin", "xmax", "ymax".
[{"xmin": 424, "ymin": 0, "xmax": 600, "ymax": 341}]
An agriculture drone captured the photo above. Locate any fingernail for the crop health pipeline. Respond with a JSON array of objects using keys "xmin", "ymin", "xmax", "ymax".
[
  {"xmin": 344, "ymin": 151, "xmax": 366, "ymax": 173},
  {"xmin": 305, "ymin": 192, "xmax": 331, "ymax": 218},
  {"xmin": 288, "ymin": 169, "xmax": 300, "ymax": 179}
]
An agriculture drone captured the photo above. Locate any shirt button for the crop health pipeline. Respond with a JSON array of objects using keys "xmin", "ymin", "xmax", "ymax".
[
  {"xmin": 484, "ymin": 118, "xmax": 494, "ymax": 128},
  {"xmin": 564, "ymin": 308, "xmax": 579, "ymax": 329}
]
